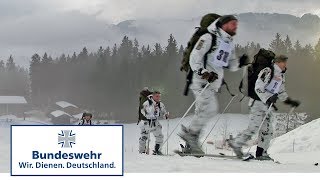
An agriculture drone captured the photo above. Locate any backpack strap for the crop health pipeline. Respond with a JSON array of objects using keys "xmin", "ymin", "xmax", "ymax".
[
  {"xmin": 157, "ymin": 102, "xmax": 161, "ymax": 117},
  {"xmin": 268, "ymin": 64, "xmax": 275, "ymax": 84},
  {"xmin": 146, "ymin": 95, "xmax": 153, "ymax": 105},
  {"xmin": 184, "ymin": 29, "xmax": 216, "ymax": 96},
  {"xmin": 204, "ymin": 33, "xmax": 217, "ymax": 69},
  {"xmin": 183, "ymin": 69, "xmax": 193, "ymax": 96}
]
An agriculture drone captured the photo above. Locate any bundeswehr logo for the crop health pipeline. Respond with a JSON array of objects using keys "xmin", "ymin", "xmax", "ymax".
[{"xmin": 58, "ymin": 130, "xmax": 76, "ymax": 148}]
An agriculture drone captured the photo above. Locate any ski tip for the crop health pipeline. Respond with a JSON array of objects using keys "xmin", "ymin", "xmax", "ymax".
[{"xmin": 242, "ymin": 154, "xmax": 255, "ymax": 161}]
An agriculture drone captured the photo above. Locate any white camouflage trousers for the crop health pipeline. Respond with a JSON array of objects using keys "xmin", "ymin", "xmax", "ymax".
[
  {"xmin": 139, "ymin": 120, "xmax": 163, "ymax": 152},
  {"xmin": 234, "ymin": 100, "xmax": 274, "ymax": 151},
  {"xmin": 189, "ymin": 82, "xmax": 219, "ymax": 132}
]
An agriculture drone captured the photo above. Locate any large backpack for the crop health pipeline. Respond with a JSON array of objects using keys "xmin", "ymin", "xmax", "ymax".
[
  {"xmin": 239, "ymin": 48, "xmax": 275, "ymax": 100},
  {"xmin": 137, "ymin": 88, "xmax": 153, "ymax": 124},
  {"xmin": 181, "ymin": 13, "xmax": 221, "ymax": 95}
]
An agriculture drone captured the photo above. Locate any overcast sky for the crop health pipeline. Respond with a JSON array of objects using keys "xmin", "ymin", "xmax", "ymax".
[
  {"xmin": 1, "ymin": 0, "xmax": 320, "ymax": 67},
  {"xmin": 1, "ymin": 0, "xmax": 320, "ymax": 23}
]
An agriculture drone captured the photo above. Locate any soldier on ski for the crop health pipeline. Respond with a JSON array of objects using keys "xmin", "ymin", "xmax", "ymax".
[
  {"xmin": 229, "ymin": 54, "xmax": 301, "ymax": 160},
  {"xmin": 178, "ymin": 14, "xmax": 249, "ymax": 154},
  {"xmin": 139, "ymin": 91, "xmax": 169, "ymax": 155},
  {"xmin": 78, "ymin": 112, "xmax": 94, "ymax": 125}
]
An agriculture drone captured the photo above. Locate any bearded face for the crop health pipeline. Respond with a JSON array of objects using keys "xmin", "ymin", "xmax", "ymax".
[{"xmin": 222, "ymin": 20, "xmax": 238, "ymax": 36}]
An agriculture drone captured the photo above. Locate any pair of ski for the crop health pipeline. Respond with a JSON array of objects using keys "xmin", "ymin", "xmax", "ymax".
[
  {"xmin": 174, "ymin": 150, "xmax": 255, "ymax": 161},
  {"xmin": 174, "ymin": 144, "xmax": 255, "ymax": 161}
]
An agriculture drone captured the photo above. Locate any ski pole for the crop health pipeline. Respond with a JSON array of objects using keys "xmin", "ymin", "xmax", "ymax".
[
  {"xmin": 166, "ymin": 113, "xmax": 169, "ymax": 155},
  {"xmin": 201, "ymin": 94, "xmax": 238, "ymax": 147},
  {"xmin": 245, "ymin": 103, "xmax": 274, "ymax": 155},
  {"xmin": 160, "ymin": 82, "xmax": 211, "ymax": 150}
]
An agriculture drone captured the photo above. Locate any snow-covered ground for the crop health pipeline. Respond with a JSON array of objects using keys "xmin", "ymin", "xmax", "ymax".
[
  {"xmin": 124, "ymin": 114, "xmax": 250, "ymax": 155},
  {"xmin": 269, "ymin": 117, "xmax": 320, "ymax": 165},
  {"xmin": 124, "ymin": 152, "xmax": 319, "ymax": 173},
  {"xmin": 1, "ymin": 114, "xmax": 320, "ymax": 173},
  {"xmin": 124, "ymin": 114, "xmax": 320, "ymax": 172}
]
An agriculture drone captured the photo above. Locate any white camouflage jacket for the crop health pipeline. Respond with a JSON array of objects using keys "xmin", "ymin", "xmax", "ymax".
[
  {"xmin": 78, "ymin": 119, "xmax": 94, "ymax": 125},
  {"xmin": 189, "ymin": 18, "xmax": 239, "ymax": 91},
  {"xmin": 254, "ymin": 63, "xmax": 289, "ymax": 104},
  {"xmin": 140, "ymin": 95, "xmax": 167, "ymax": 120}
]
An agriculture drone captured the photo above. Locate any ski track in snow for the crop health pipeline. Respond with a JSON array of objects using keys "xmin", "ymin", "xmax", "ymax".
[
  {"xmin": 124, "ymin": 152, "xmax": 319, "ymax": 173},
  {"xmin": 1, "ymin": 114, "xmax": 320, "ymax": 173}
]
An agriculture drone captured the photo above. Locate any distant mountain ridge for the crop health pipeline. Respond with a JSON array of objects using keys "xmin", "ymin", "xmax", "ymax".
[
  {"xmin": 110, "ymin": 13, "xmax": 320, "ymax": 47},
  {"xmin": 1, "ymin": 12, "xmax": 320, "ymax": 67}
]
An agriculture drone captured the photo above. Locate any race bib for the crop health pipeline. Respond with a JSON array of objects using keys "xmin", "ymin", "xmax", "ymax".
[
  {"xmin": 265, "ymin": 76, "xmax": 283, "ymax": 94},
  {"xmin": 210, "ymin": 40, "xmax": 232, "ymax": 67},
  {"xmin": 154, "ymin": 105, "xmax": 159, "ymax": 117}
]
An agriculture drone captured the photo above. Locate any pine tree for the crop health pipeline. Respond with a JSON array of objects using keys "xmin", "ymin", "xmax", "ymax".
[
  {"xmin": 78, "ymin": 47, "xmax": 89, "ymax": 62},
  {"xmin": 58, "ymin": 54, "xmax": 67, "ymax": 63},
  {"xmin": 104, "ymin": 47, "xmax": 111, "ymax": 58},
  {"xmin": 71, "ymin": 52, "xmax": 77, "ymax": 62},
  {"xmin": 178, "ymin": 45, "xmax": 184, "ymax": 57},
  {"xmin": 284, "ymin": 35, "xmax": 293, "ymax": 54},
  {"xmin": 6, "ymin": 55, "xmax": 16, "ymax": 71},
  {"xmin": 269, "ymin": 33, "xmax": 285, "ymax": 54},
  {"xmin": 29, "ymin": 54, "xmax": 41, "ymax": 105},
  {"xmin": 153, "ymin": 43, "xmax": 163, "ymax": 57},
  {"xmin": 133, "ymin": 38, "xmax": 139, "ymax": 58},
  {"xmin": 314, "ymin": 38, "xmax": 320, "ymax": 61},
  {"xmin": 97, "ymin": 46, "xmax": 104, "ymax": 56},
  {"xmin": 42, "ymin": 52, "xmax": 53, "ymax": 64},
  {"xmin": 165, "ymin": 34, "xmax": 178, "ymax": 57},
  {"xmin": 97, "ymin": 46, "xmax": 106, "ymax": 67},
  {"xmin": 294, "ymin": 40, "xmax": 302, "ymax": 53},
  {"xmin": 303, "ymin": 44, "xmax": 314, "ymax": 57},
  {"xmin": 112, "ymin": 44, "xmax": 118, "ymax": 57},
  {"xmin": 31, "ymin": 54, "xmax": 41, "ymax": 64},
  {"xmin": 141, "ymin": 45, "xmax": 151, "ymax": 57}
]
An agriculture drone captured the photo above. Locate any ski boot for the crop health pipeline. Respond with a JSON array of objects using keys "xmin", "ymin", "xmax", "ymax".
[
  {"xmin": 178, "ymin": 125, "xmax": 204, "ymax": 155},
  {"xmin": 256, "ymin": 155, "xmax": 273, "ymax": 161},
  {"xmin": 180, "ymin": 143, "xmax": 192, "ymax": 154},
  {"xmin": 255, "ymin": 146, "xmax": 274, "ymax": 161},
  {"xmin": 227, "ymin": 139, "xmax": 244, "ymax": 158},
  {"xmin": 152, "ymin": 144, "xmax": 163, "ymax": 155}
]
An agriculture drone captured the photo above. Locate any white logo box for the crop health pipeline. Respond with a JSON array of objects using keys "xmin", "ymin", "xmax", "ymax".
[{"xmin": 11, "ymin": 125, "xmax": 123, "ymax": 176}]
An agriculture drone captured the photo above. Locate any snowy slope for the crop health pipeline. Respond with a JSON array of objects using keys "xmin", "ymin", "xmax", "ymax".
[{"xmin": 268, "ymin": 118, "xmax": 320, "ymax": 165}]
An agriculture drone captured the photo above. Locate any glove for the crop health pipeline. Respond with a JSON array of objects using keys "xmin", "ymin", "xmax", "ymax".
[
  {"xmin": 284, "ymin": 97, "xmax": 300, "ymax": 107},
  {"xmin": 201, "ymin": 71, "xmax": 218, "ymax": 83},
  {"xmin": 239, "ymin": 54, "xmax": 250, "ymax": 68},
  {"xmin": 266, "ymin": 94, "xmax": 278, "ymax": 106}
]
